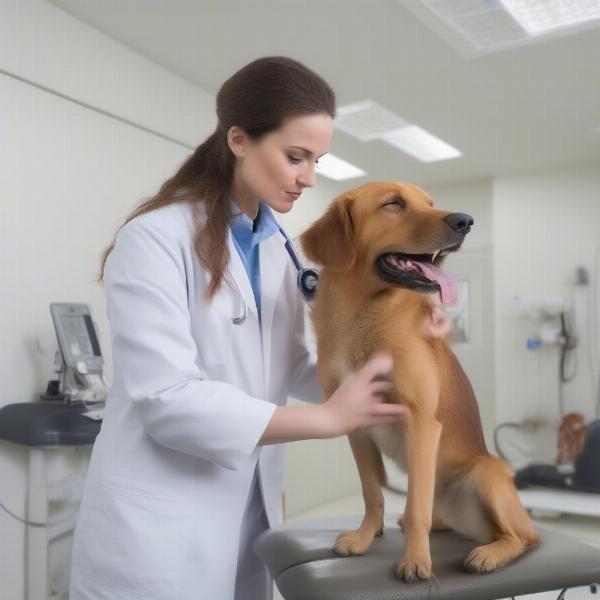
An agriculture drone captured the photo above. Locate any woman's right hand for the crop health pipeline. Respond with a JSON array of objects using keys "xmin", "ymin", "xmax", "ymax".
[{"xmin": 321, "ymin": 351, "xmax": 407, "ymax": 438}]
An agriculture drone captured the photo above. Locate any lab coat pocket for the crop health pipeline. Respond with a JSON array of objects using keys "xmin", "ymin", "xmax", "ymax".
[{"xmin": 80, "ymin": 482, "xmax": 192, "ymax": 599}]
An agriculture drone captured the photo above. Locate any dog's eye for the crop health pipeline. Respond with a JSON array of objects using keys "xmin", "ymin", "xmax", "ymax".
[{"xmin": 382, "ymin": 197, "xmax": 406, "ymax": 211}]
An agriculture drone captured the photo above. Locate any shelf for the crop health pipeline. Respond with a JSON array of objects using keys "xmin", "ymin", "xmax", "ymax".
[{"xmin": 518, "ymin": 487, "xmax": 600, "ymax": 518}]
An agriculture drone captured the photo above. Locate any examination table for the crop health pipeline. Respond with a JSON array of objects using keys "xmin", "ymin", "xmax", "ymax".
[{"xmin": 254, "ymin": 513, "xmax": 600, "ymax": 600}]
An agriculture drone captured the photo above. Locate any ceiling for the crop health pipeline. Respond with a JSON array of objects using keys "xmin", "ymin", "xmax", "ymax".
[{"xmin": 48, "ymin": 0, "xmax": 600, "ymax": 187}]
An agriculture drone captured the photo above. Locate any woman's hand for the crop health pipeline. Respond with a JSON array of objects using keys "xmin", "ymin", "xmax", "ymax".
[{"xmin": 321, "ymin": 351, "xmax": 406, "ymax": 438}]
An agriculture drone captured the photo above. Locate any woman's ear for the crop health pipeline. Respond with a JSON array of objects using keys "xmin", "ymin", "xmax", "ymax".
[{"xmin": 299, "ymin": 196, "xmax": 356, "ymax": 272}]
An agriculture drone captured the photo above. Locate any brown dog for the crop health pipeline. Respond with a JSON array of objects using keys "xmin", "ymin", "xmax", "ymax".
[{"xmin": 299, "ymin": 181, "xmax": 540, "ymax": 582}]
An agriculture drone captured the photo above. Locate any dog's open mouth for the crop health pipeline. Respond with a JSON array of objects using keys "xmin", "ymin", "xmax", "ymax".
[{"xmin": 375, "ymin": 245, "xmax": 462, "ymax": 304}]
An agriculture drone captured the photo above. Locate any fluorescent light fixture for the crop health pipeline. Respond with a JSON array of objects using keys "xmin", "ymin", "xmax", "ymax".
[
  {"xmin": 335, "ymin": 100, "xmax": 408, "ymax": 141},
  {"xmin": 380, "ymin": 125, "xmax": 462, "ymax": 162},
  {"xmin": 403, "ymin": 0, "xmax": 600, "ymax": 55},
  {"xmin": 316, "ymin": 153, "xmax": 366, "ymax": 181},
  {"xmin": 335, "ymin": 98, "xmax": 462, "ymax": 165},
  {"xmin": 500, "ymin": 0, "xmax": 600, "ymax": 34}
]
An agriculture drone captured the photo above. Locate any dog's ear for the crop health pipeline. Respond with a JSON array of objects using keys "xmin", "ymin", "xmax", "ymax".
[{"xmin": 299, "ymin": 196, "xmax": 356, "ymax": 272}]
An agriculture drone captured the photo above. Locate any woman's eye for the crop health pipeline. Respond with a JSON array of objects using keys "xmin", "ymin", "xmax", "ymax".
[{"xmin": 288, "ymin": 155, "xmax": 319, "ymax": 167}]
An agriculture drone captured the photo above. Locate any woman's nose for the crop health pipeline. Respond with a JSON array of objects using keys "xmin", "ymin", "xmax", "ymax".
[{"xmin": 298, "ymin": 164, "xmax": 317, "ymax": 188}]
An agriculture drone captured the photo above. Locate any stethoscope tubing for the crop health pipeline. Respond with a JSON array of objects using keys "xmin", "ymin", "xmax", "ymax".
[
  {"xmin": 278, "ymin": 226, "xmax": 303, "ymax": 272},
  {"xmin": 230, "ymin": 226, "xmax": 318, "ymax": 324}
]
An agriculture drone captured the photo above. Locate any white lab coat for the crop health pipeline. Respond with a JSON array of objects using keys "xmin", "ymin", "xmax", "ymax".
[{"xmin": 69, "ymin": 199, "xmax": 323, "ymax": 600}]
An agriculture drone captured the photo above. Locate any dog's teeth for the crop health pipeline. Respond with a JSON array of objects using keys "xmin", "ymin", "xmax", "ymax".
[{"xmin": 432, "ymin": 249, "xmax": 440, "ymax": 263}]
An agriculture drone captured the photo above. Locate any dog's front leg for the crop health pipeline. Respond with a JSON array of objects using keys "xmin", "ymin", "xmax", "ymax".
[
  {"xmin": 334, "ymin": 428, "xmax": 386, "ymax": 555},
  {"xmin": 395, "ymin": 349, "xmax": 442, "ymax": 583},
  {"xmin": 396, "ymin": 411, "xmax": 441, "ymax": 582}
]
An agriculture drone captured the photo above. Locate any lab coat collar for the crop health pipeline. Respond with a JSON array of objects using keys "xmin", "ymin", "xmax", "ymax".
[{"xmin": 194, "ymin": 198, "xmax": 289, "ymax": 399}]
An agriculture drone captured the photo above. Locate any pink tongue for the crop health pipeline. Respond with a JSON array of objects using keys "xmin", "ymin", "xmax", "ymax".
[{"xmin": 413, "ymin": 261, "xmax": 458, "ymax": 305}]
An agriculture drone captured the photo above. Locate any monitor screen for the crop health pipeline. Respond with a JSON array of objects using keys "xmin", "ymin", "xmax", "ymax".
[{"xmin": 50, "ymin": 303, "xmax": 102, "ymax": 370}]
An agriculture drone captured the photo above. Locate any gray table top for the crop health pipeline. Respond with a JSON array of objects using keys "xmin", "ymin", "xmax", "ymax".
[{"xmin": 254, "ymin": 513, "xmax": 600, "ymax": 600}]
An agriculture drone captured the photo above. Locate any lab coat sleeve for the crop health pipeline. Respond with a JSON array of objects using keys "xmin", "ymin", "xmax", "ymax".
[
  {"xmin": 104, "ymin": 218, "xmax": 277, "ymax": 471},
  {"xmin": 287, "ymin": 285, "xmax": 325, "ymax": 405}
]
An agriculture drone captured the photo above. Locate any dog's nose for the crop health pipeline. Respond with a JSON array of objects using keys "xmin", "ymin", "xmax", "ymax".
[{"xmin": 444, "ymin": 212, "xmax": 474, "ymax": 235}]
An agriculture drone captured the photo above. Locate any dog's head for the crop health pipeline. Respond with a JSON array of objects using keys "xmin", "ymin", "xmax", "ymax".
[{"xmin": 299, "ymin": 181, "xmax": 473, "ymax": 304}]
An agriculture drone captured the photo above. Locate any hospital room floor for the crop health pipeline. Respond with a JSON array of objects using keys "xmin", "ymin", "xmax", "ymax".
[{"xmin": 275, "ymin": 488, "xmax": 600, "ymax": 600}]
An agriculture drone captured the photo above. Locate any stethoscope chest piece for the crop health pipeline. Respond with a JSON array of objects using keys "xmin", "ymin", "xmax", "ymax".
[
  {"xmin": 297, "ymin": 267, "xmax": 319, "ymax": 303},
  {"xmin": 278, "ymin": 226, "xmax": 320, "ymax": 304}
]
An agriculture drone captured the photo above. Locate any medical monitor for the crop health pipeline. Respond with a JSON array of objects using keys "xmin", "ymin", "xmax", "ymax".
[{"xmin": 50, "ymin": 303, "xmax": 104, "ymax": 375}]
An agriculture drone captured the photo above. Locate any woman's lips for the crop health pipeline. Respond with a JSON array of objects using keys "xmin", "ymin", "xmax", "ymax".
[{"xmin": 287, "ymin": 191, "xmax": 301, "ymax": 199}]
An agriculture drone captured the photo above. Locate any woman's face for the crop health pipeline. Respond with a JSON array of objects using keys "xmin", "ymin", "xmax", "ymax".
[{"xmin": 228, "ymin": 112, "xmax": 334, "ymax": 216}]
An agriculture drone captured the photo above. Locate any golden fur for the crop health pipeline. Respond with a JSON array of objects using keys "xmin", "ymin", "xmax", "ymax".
[{"xmin": 299, "ymin": 181, "xmax": 540, "ymax": 582}]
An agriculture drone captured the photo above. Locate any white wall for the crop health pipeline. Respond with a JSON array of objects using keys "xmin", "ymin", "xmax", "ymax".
[
  {"xmin": 0, "ymin": 4, "xmax": 205, "ymax": 597},
  {"xmin": 0, "ymin": 0, "xmax": 210, "ymax": 147},
  {"xmin": 426, "ymin": 178, "xmax": 494, "ymax": 250},
  {"xmin": 493, "ymin": 163, "xmax": 600, "ymax": 462}
]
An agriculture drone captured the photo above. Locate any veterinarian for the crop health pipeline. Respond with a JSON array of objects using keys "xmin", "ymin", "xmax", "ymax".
[{"xmin": 68, "ymin": 56, "xmax": 446, "ymax": 600}]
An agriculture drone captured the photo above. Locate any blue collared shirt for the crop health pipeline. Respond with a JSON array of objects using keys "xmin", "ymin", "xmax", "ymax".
[{"xmin": 227, "ymin": 195, "xmax": 280, "ymax": 324}]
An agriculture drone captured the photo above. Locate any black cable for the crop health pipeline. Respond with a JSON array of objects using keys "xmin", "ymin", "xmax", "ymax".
[
  {"xmin": 560, "ymin": 343, "xmax": 577, "ymax": 383},
  {"xmin": 558, "ymin": 371, "xmax": 566, "ymax": 419},
  {"xmin": 493, "ymin": 422, "xmax": 523, "ymax": 462},
  {"xmin": 559, "ymin": 312, "xmax": 577, "ymax": 384},
  {"xmin": 597, "ymin": 371, "xmax": 600, "ymax": 420},
  {"xmin": 557, "ymin": 311, "xmax": 578, "ymax": 418}
]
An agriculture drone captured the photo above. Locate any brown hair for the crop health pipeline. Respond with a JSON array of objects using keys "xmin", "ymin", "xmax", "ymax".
[{"xmin": 97, "ymin": 56, "xmax": 336, "ymax": 299}]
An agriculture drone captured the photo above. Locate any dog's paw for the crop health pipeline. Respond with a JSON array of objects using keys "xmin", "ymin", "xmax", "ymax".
[
  {"xmin": 395, "ymin": 554, "xmax": 433, "ymax": 583},
  {"xmin": 464, "ymin": 545, "xmax": 498, "ymax": 574},
  {"xmin": 333, "ymin": 529, "xmax": 375, "ymax": 556}
]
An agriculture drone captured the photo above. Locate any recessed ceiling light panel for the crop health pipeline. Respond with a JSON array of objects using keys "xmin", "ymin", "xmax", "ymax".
[
  {"xmin": 380, "ymin": 125, "xmax": 462, "ymax": 162},
  {"xmin": 335, "ymin": 100, "xmax": 408, "ymax": 141},
  {"xmin": 425, "ymin": 0, "xmax": 528, "ymax": 49},
  {"xmin": 402, "ymin": 0, "xmax": 600, "ymax": 55},
  {"xmin": 501, "ymin": 0, "xmax": 600, "ymax": 34},
  {"xmin": 316, "ymin": 153, "xmax": 367, "ymax": 181}
]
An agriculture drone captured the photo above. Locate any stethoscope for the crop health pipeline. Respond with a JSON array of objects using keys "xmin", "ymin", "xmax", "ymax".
[{"xmin": 230, "ymin": 226, "xmax": 319, "ymax": 325}]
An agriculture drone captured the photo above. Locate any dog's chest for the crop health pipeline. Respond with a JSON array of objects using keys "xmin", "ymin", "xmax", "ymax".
[{"xmin": 365, "ymin": 423, "xmax": 408, "ymax": 472}]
